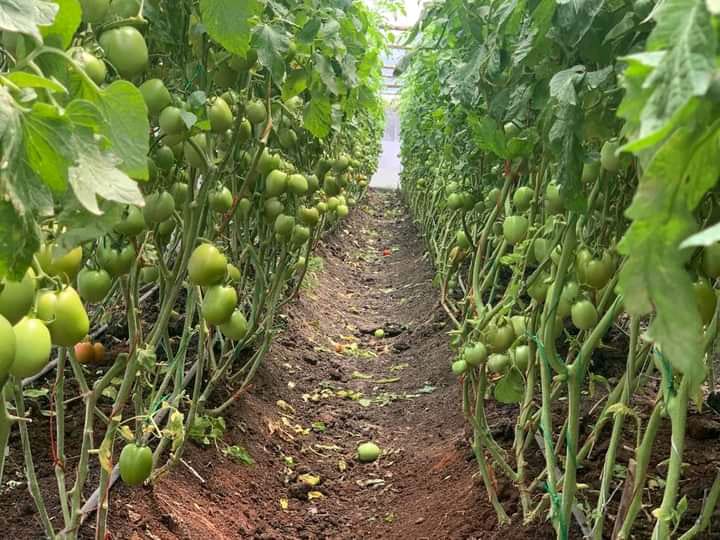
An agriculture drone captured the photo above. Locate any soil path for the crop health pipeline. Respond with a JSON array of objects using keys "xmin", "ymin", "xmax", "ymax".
[{"xmin": 109, "ymin": 190, "xmax": 545, "ymax": 540}]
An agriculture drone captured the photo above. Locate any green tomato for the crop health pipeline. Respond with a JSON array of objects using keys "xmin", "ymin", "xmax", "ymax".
[
  {"xmin": 0, "ymin": 268, "xmax": 35, "ymax": 325},
  {"xmin": 544, "ymin": 183, "xmax": 563, "ymax": 214},
  {"xmin": 209, "ymin": 187, "xmax": 233, "ymax": 213},
  {"xmin": 336, "ymin": 204, "xmax": 349, "ymax": 218},
  {"xmin": 455, "ymin": 230, "xmax": 471, "ymax": 250},
  {"xmin": 694, "ymin": 279, "xmax": 717, "ymax": 325},
  {"xmin": 245, "ymin": 100, "xmax": 267, "ymax": 125},
  {"xmin": 533, "ymin": 238, "xmax": 551, "ymax": 262},
  {"xmin": 119, "ymin": 443, "xmax": 153, "ymax": 486},
  {"xmin": 159, "ymin": 106, "xmax": 186, "ymax": 136},
  {"xmin": 511, "ymin": 345, "xmax": 530, "ymax": 371},
  {"xmin": 487, "ymin": 353, "xmax": 510, "ymax": 375},
  {"xmin": 447, "ymin": 192, "xmax": 463, "ymax": 210},
  {"xmin": 316, "ymin": 202, "xmax": 328, "ymax": 214},
  {"xmin": 107, "ymin": 0, "xmax": 140, "ymax": 18},
  {"xmin": 528, "ymin": 276, "xmax": 550, "ymax": 304},
  {"xmin": 226, "ymin": 264, "xmax": 241, "ymax": 282},
  {"xmin": 263, "ymin": 198, "xmax": 284, "ymax": 221},
  {"xmin": 332, "ymin": 155, "xmax": 349, "ymax": 172},
  {"xmin": 357, "ymin": 441, "xmax": 381, "ymax": 463},
  {"xmin": 202, "ymin": 285, "xmax": 237, "ymax": 325},
  {"xmin": 219, "ymin": 310, "xmax": 248, "ymax": 341},
  {"xmin": 265, "ymin": 170, "xmax": 288, "ymax": 197},
  {"xmin": 584, "ymin": 253, "xmax": 614, "ymax": 289},
  {"xmin": 278, "ymin": 128, "xmax": 297, "ymax": 149},
  {"xmin": 75, "ymin": 50, "xmax": 107, "ymax": 85},
  {"xmin": 0, "ymin": 314, "xmax": 16, "ymax": 380},
  {"xmin": 238, "ymin": 118, "xmax": 252, "ymax": 144},
  {"xmin": 512, "ymin": 186, "xmax": 534, "ymax": 212},
  {"xmin": 10, "ymin": 318, "xmax": 52, "ymax": 379},
  {"xmin": 80, "ymin": 0, "xmax": 110, "ymax": 23},
  {"xmin": 77, "ymin": 268, "xmax": 112, "ymax": 303},
  {"xmin": 184, "ymin": 134, "xmax": 208, "ymax": 169},
  {"xmin": 38, "ymin": 245, "xmax": 84, "ymax": 279},
  {"xmin": 582, "ymin": 159, "xmax": 601, "ymax": 184},
  {"xmin": 464, "ymin": 343, "xmax": 487, "ymax": 368},
  {"xmin": 510, "ymin": 315, "xmax": 527, "ymax": 338},
  {"xmin": 291, "ymin": 225, "xmax": 311, "ymax": 247},
  {"xmin": 257, "ymin": 149, "xmax": 280, "ymax": 176},
  {"xmin": 702, "ymin": 243, "xmax": 720, "ymax": 279},
  {"xmin": 115, "ymin": 206, "xmax": 146, "ymax": 236},
  {"xmin": 208, "ymin": 97, "xmax": 234, "ymax": 133},
  {"xmin": 274, "ymin": 214, "xmax": 295, "ymax": 238},
  {"xmin": 287, "ymin": 174, "xmax": 308, "ymax": 195},
  {"xmin": 326, "ymin": 197, "xmax": 340, "ymax": 211},
  {"xmin": 154, "ymin": 146, "xmax": 175, "ymax": 170},
  {"xmin": 237, "ymin": 198, "xmax": 252, "ymax": 218},
  {"xmin": 486, "ymin": 323, "xmax": 515, "ymax": 353},
  {"xmin": 297, "ymin": 206, "xmax": 320, "ymax": 227},
  {"xmin": 171, "ymin": 182, "xmax": 189, "ymax": 209},
  {"xmin": 99, "ymin": 26, "xmax": 148, "ymax": 79},
  {"xmin": 600, "ymin": 140, "xmax": 621, "ymax": 172},
  {"xmin": 502, "ymin": 215, "xmax": 529, "ymax": 245},
  {"xmin": 143, "ymin": 191, "xmax": 175, "ymax": 225},
  {"xmin": 37, "ymin": 287, "xmax": 90, "ymax": 347},
  {"xmin": 98, "ymin": 244, "xmax": 135, "ymax": 276},
  {"xmin": 188, "ymin": 244, "xmax": 227, "ymax": 286},
  {"xmin": 139, "ymin": 79, "xmax": 171, "ymax": 116},
  {"xmin": 451, "ymin": 359, "xmax": 468, "ymax": 376},
  {"xmin": 571, "ymin": 300, "xmax": 599, "ymax": 330},
  {"xmin": 504, "ymin": 121, "xmax": 520, "ymax": 137}
]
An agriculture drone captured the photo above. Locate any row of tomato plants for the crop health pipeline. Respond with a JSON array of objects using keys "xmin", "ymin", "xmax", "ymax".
[
  {"xmin": 0, "ymin": 0, "xmax": 384, "ymax": 538},
  {"xmin": 400, "ymin": 0, "xmax": 720, "ymax": 539}
]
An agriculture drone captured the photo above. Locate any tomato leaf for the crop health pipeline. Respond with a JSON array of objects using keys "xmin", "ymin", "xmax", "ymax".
[
  {"xmin": 0, "ymin": 0, "xmax": 57, "ymax": 41},
  {"xmin": 40, "ymin": 0, "xmax": 80, "ymax": 49},
  {"xmin": 199, "ymin": 0, "xmax": 262, "ymax": 58},
  {"xmin": 493, "ymin": 368, "xmax": 525, "ymax": 404},
  {"xmin": 5, "ymin": 71, "xmax": 66, "ymax": 93},
  {"xmin": 303, "ymin": 92, "xmax": 332, "ymax": 138},
  {"xmin": 0, "ymin": 201, "xmax": 41, "ymax": 280},
  {"xmin": 252, "ymin": 23, "xmax": 290, "ymax": 81},
  {"xmin": 21, "ymin": 101, "xmax": 74, "ymax": 191}
]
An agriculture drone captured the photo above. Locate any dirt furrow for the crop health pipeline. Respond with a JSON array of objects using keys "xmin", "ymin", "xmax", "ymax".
[{"xmin": 107, "ymin": 190, "xmax": 545, "ymax": 540}]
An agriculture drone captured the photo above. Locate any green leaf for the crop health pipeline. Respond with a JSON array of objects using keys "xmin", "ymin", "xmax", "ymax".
[
  {"xmin": 313, "ymin": 53, "xmax": 338, "ymax": 95},
  {"xmin": 252, "ymin": 23, "xmax": 290, "ymax": 81},
  {"xmin": 40, "ymin": 0, "xmax": 80, "ymax": 49},
  {"xmin": 282, "ymin": 69, "xmax": 307, "ymax": 101},
  {"xmin": 0, "ymin": 0, "xmax": 57, "ymax": 41},
  {"xmin": 21, "ymin": 102, "xmax": 74, "ymax": 191},
  {"xmin": 467, "ymin": 113, "xmax": 506, "ymax": 158},
  {"xmin": 199, "ymin": 0, "xmax": 262, "ymax": 58},
  {"xmin": 5, "ymin": 72, "xmax": 67, "ymax": 93},
  {"xmin": 298, "ymin": 18, "xmax": 321, "ymax": 43},
  {"xmin": 0, "ymin": 201, "xmax": 41, "ymax": 280},
  {"xmin": 493, "ymin": 368, "xmax": 524, "ymax": 404},
  {"xmin": 55, "ymin": 200, "xmax": 124, "ymax": 249},
  {"xmin": 223, "ymin": 445, "xmax": 254, "ymax": 465},
  {"xmin": 303, "ymin": 92, "xmax": 332, "ymax": 138},
  {"xmin": 80, "ymin": 81, "xmax": 150, "ymax": 180}
]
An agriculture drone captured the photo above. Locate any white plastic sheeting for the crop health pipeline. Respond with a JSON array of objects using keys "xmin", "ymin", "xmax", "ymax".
[{"xmin": 371, "ymin": 108, "xmax": 401, "ymax": 190}]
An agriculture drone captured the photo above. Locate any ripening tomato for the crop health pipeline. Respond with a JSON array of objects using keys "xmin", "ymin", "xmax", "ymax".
[
  {"xmin": 143, "ymin": 191, "xmax": 175, "ymax": 225},
  {"xmin": 139, "ymin": 79, "xmax": 171, "ymax": 116},
  {"xmin": 0, "ymin": 268, "xmax": 35, "ymax": 325},
  {"xmin": 37, "ymin": 287, "xmax": 90, "ymax": 347},
  {"xmin": 11, "ymin": 318, "xmax": 52, "ymax": 379},
  {"xmin": 77, "ymin": 268, "xmax": 112, "ymax": 303},
  {"xmin": 219, "ymin": 310, "xmax": 248, "ymax": 341},
  {"xmin": 208, "ymin": 97, "xmax": 233, "ymax": 132},
  {"xmin": 246, "ymin": 100, "xmax": 267, "ymax": 125},
  {"xmin": 288, "ymin": 174, "xmax": 308, "ymax": 195},
  {"xmin": 209, "ymin": 187, "xmax": 233, "ymax": 213},
  {"xmin": 0, "ymin": 314, "xmax": 16, "ymax": 380},
  {"xmin": 99, "ymin": 26, "xmax": 148, "ymax": 79},
  {"xmin": 74, "ymin": 341, "xmax": 96, "ymax": 365},
  {"xmin": 188, "ymin": 244, "xmax": 227, "ymax": 286},
  {"xmin": 202, "ymin": 285, "xmax": 237, "ymax": 325},
  {"xmin": 571, "ymin": 300, "xmax": 598, "ymax": 330},
  {"xmin": 119, "ymin": 443, "xmax": 153, "ymax": 486}
]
